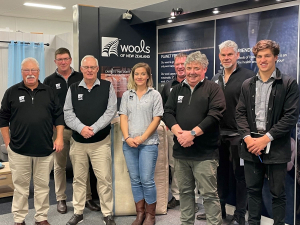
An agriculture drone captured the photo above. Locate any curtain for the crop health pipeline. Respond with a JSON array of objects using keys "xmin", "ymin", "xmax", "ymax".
[{"xmin": 8, "ymin": 41, "xmax": 45, "ymax": 87}]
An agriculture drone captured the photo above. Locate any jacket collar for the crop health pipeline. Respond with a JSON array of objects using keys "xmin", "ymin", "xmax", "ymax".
[
  {"xmin": 18, "ymin": 81, "xmax": 45, "ymax": 90},
  {"xmin": 250, "ymin": 68, "xmax": 282, "ymax": 85}
]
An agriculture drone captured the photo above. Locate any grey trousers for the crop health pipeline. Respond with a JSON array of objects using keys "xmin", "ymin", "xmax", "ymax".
[{"xmin": 175, "ymin": 158, "xmax": 222, "ymax": 225}]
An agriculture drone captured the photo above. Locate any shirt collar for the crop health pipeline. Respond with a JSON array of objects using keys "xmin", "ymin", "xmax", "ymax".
[
  {"xmin": 256, "ymin": 69, "xmax": 276, "ymax": 82},
  {"xmin": 129, "ymin": 87, "xmax": 154, "ymax": 94},
  {"xmin": 55, "ymin": 67, "xmax": 74, "ymax": 78},
  {"xmin": 78, "ymin": 78, "xmax": 100, "ymax": 89},
  {"xmin": 222, "ymin": 65, "xmax": 237, "ymax": 76},
  {"xmin": 182, "ymin": 78, "xmax": 205, "ymax": 88}
]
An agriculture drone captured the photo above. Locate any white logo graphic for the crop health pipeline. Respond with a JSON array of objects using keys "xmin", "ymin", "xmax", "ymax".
[
  {"xmin": 56, "ymin": 83, "xmax": 61, "ymax": 89},
  {"xmin": 178, "ymin": 96, "xmax": 184, "ymax": 103},
  {"xmin": 170, "ymin": 88, "xmax": 173, "ymax": 92},
  {"xmin": 19, "ymin": 96, "xmax": 25, "ymax": 103},
  {"xmin": 78, "ymin": 94, "xmax": 83, "ymax": 101},
  {"xmin": 102, "ymin": 37, "xmax": 119, "ymax": 57},
  {"xmin": 101, "ymin": 37, "xmax": 151, "ymax": 58},
  {"xmin": 215, "ymin": 80, "xmax": 218, "ymax": 84}
]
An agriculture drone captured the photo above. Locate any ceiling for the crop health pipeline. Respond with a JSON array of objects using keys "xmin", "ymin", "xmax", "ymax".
[{"xmin": 0, "ymin": 0, "xmax": 167, "ymax": 22}]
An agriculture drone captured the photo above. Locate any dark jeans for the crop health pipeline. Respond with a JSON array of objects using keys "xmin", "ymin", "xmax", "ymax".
[
  {"xmin": 217, "ymin": 135, "xmax": 247, "ymax": 218},
  {"xmin": 244, "ymin": 161, "xmax": 287, "ymax": 225}
]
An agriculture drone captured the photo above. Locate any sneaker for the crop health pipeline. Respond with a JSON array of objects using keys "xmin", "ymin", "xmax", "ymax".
[
  {"xmin": 103, "ymin": 215, "xmax": 116, "ymax": 225},
  {"xmin": 66, "ymin": 214, "xmax": 83, "ymax": 225},
  {"xmin": 167, "ymin": 197, "xmax": 180, "ymax": 209}
]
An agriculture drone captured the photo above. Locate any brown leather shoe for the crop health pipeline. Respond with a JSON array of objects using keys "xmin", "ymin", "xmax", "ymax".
[
  {"xmin": 132, "ymin": 199, "xmax": 145, "ymax": 225},
  {"xmin": 85, "ymin": 199, "xmax": 100, "ymax": 211},
  {"xmin": 35, "ymin": 220, "xmax": 50, "ymax": 225},
  {"xmin": 143, "ymin": 202, "xmax": 156, "ymax": 225},
  {"xmin": 14, "ymin": 222, "xmax": 25, "ymax": 225},
  {"xmin": 57, "ymin": 200, "xmax": 67, "ymax": 214}
]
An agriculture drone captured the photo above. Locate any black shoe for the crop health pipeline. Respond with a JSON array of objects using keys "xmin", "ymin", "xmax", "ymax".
[
  {"xmin": 85, "ymin": 200, "xmax": 100, "ymax": 211},
  {"xmin": 229, "ymin": 215, "xmax": 245, "ymax": 225},
  {"xmin": 167, "ymin": 197, "xmax": 180, "ymax": 209},
  {"xmin": 66, "ymin": 214, "xmax": 83, "ymax": 225},
  {"xmin": 221, "ymin": 204, "xmax": 226, "ymax": 219},
  {"xmin": 57, "ymin": 200, "xmax": 67, "ymax": 214},
  {"xmin": 196, "ymin": 213, "xmax": 206, "ymax": 220},
  {"xmin": 103, "ymin": 215, "xmax": 116, "ymax": 225}
]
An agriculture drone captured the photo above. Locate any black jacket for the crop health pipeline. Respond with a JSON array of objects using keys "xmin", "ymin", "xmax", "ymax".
[
  {"xmin": 211, "ymin": 65, "xmax": 255, "ymax": 134},
  {"xmin": 236, "ymin": 68, "xmax": 299, "ymax": 164},
  {"xmin": 43, "ymin": 70, "xmax": 83, "ymax": 129},
  {"xmin": 160, "ymin": 79, "xmax": 180, "ymax": 106},
  {"xmin": 163, "ymin": 79, "xmax": 226, "ymax": 161},
  {"xmin": 0, "ymin": 81, "xmax": 64, "ymax": 157}
]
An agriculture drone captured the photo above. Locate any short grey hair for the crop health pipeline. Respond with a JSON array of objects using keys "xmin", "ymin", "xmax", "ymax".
[
  {"xmin": 21, "ymin": 57, "xmax": 39, "ymax": 68},
  {"xmin": 81, "ymin": 55, "xmax": 99, "ymax": 66},
  {"xmin": 219, "ymin": 40, "xmax": 238, "ymax": 53},
  {"xmin": 184, "ymin": 51, "xmax": 209, "ymax": 68}
]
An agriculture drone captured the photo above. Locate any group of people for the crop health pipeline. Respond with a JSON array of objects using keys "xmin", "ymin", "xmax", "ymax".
[{"xmin": 0, "ymin": 38, "xmax": 298, "ymax": 225}]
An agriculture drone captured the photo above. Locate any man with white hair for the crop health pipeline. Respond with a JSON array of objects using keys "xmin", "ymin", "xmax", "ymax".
[
  {"xmin": 64, "ymin": 55, "xmax": 117, "ymax": 225},
  {"xmin": 163, "ymin": 51, "xmax": 225, "ymax": 225},
  {"xmin": 0, "ymin": 57, "xmax": 64, "ymax": 225},
  {"xmin": 198, "ymin": 40, "xmax": 254, "ymax": 225}
]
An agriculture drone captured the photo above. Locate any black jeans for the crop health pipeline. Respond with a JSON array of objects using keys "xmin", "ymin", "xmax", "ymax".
[
  {"xmin": 217, "ymin": 135, "xmax": 247, "ymax": 218},
  {"xmin": 244, "ymin": 161, "xmax": 287, "ymax": 225}
]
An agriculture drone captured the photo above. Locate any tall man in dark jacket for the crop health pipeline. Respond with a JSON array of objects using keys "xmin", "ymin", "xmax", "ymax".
[
  {"xmin": 0, "ymin": 57, "xmax": 64, "ymax": 225},
  {"xmin": 163, "ymin": 51, "xmax": 226, "ymax": 225},
  {"xmin": 236, "ymin": 40, "xmax": 299, "ymax": 225},
  {"xmin": 205, "ymin": 40, "xmax": 254, "ymax": 224},
  {"xmin": 64, "ymin": 55, "xmax": 117, "ymax": 225},
  {"xmin": 44, "ymin": 48, "xmax": 99, "ymax": 214}
]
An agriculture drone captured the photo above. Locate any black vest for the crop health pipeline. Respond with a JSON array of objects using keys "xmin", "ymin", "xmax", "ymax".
[{"xmin": 70, "ymin": 80, "xmax": 111, "ymax": 143}]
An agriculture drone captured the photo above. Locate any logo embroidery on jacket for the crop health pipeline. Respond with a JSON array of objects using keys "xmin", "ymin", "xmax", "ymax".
[
  {"xmin": 19, "ymin": 96, "xmax": 25, "ymax": 103},
  {"xmin": 56, "ymin": 83, "xmax": 61, "ymax": 89},
  {"xmin": 78, "ymin": 94, "xmax": 83, "ymax": 101}
]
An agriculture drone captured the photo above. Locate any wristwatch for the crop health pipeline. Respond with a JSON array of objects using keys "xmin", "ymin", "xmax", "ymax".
[{"xmin": 190, "ymin": 130, "xmax": 196, "ymax": 137}]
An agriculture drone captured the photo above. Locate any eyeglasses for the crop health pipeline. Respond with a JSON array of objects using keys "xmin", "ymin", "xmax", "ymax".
[
  {"xmin": 55, "ymin": 58, "xmax": 70, "ymax": 62},
  {"xmin": 22, "ymin": 69, "xmax": 39, "ymax": 73},
  {"xmin": 81, "ymin": 66, "xmax": 98, "ymax": 70}
]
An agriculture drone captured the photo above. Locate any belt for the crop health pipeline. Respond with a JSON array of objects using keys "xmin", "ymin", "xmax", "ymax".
[{"xmin": 257, "ymin": 130, "xmax": 266, "ymax": 134}]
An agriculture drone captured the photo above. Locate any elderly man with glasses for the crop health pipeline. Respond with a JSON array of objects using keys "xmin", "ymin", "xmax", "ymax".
[
  {"xmin": 64, "ymin": 55, "xmax": 117, "ymax": 225},
  {"xmin": 44, "ymin": 48, "xmax": 100, "ymax": 214}
]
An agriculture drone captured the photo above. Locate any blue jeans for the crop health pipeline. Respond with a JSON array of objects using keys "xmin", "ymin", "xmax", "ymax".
[{"xmin": 123, "ymin": 142, "xmax": 158, "ymax": 204}]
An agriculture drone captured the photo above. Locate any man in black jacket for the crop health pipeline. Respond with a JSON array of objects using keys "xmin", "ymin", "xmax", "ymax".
[
  {"xmin": 160, "ymin": 52, "xmax": 187, "ymax": 209},
  {"xmin": 44, "ymin": 48, "xmax": 99, "ymax": 214},
  {"xmin": 0, "ymin": 57, "xmax": 64, "ymax": 225},
  {"xmin": 163, "ymin": 51, "xmax": 226, "ymax": 225},
  {"xmin": 197, "ymin": 40, "xmax": 254, "ymax": 224},
  {"xmin": 236, "ymin": 40, "xmax": 299, "ymax": 225}
]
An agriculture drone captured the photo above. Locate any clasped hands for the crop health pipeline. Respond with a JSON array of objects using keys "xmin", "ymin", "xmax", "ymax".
[
  {"xmin": 126, "ymin": 136, "xmax": 144, "ymax": 148},
  {"xmin": 81, "ymin": 126, "xmax": 94, "ymax": 139},
  {"xmin": 244, "ymin": 135, "xmax": 271, "ymax": 156}
]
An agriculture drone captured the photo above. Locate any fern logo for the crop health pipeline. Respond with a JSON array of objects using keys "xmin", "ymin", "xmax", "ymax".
[{"xmin": 102, "ymin": 37, "xmax": 119, "ymax": 57}]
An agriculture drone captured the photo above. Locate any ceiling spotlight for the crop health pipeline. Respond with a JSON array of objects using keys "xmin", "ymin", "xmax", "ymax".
[
  {"xmin": 171, "ymin": 11, "xmax": 175, "ymax": 17},
  {"xmin": 24, "ymin": 2, "xmax": 66, "ymax": 10},
  {"xmin": 276, "ymin": 0, "xmax": 281, "ymax": 1},
  {"xmin": 167, "ymin": 18, "xmax": 173, "ymax": 23},
  {"xmin": 212, "ymin": 8, "xmax": 220, "ymax": 14}
]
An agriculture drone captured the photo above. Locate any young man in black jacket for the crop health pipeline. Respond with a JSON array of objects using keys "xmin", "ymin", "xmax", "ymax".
[
  {"xmin": 163, "ymin": 51, "xmax": 226, "ymax": 225},
  {"xmin": 236, "ymin": 40, "xmax": 299, "ymax": 225},
  {"xmin": 197, "ymin": 40, "xmax": 254, "ymax": 224},
  {"xmin": 44, "ymin": 48, "xmax": 99, "ymax": 214},
  {"xmin": 0, "ymin": 57, "xmax": 64, "ymax": 225}
]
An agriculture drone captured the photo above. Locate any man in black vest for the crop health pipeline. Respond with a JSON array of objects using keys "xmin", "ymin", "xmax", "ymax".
[
  {"xmin": 64, "ymin": 55, "xmax": 117, "ymax": 225},
  {"xmin": 44, "ymin": 48, "xmax": 99, "ymax": 214}
]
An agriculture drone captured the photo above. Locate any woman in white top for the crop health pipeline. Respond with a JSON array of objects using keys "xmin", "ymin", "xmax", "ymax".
[{"xmin": 119, "ymin": 62, "xmax": 163, "ymax": 225}]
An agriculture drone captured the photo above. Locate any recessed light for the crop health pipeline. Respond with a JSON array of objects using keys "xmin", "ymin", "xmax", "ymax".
[
  {"xmin": 276, "ymin": 0, "xmax": 281, "ymax": 1},
  {"xmin": 212, "ymin": 8, "xmax": 220, "ymax": 14},
  {"xmin": 167, "ymin": 18, "xmax": 173, "ymax": 23},
  {"xmin": 24, "ymin": 3, "xmax": 66, "ymax": 10}
]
